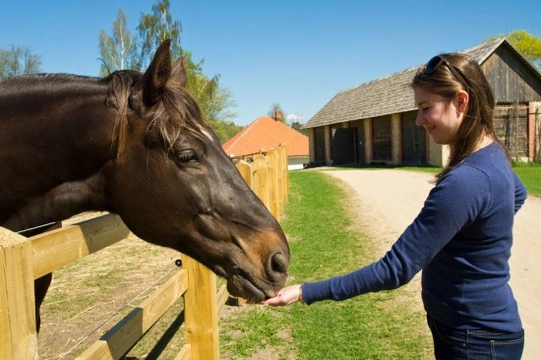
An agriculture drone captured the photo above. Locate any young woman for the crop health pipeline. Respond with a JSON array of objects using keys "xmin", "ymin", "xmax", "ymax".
[{"xmin": 264, "ymin": 53, "xmax": 527, "ymax": 359}]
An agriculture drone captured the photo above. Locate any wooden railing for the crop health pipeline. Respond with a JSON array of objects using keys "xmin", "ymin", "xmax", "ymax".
[
  {"xmin": 0, "ymin": 144, "xmax": 288, "ymax": 360},
  {"xmin": 233, "ymin": 144, "xmax": 289, "ymax": 219}
]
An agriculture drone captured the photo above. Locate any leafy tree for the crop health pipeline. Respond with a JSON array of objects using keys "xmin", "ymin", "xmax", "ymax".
[
  {"xmin": 268, "ymin": 103, "xmax": 286, "ymax": 122},
  {"xmin": 135, "ymin": 0, "xmax": 237, "ymax": 136},
  {"xmin": 214, "ymin": 120, "xmax": 244, "ymax": 144},
  {"xmin": 99, "ymin": 0, "xmax": 238, "ymax": 140},
  {"xmin": 490, "ymin": 30, "xmax": 541, "ymax": 69},
  {"xmin": 137, "ymin": 0, "xmax": 181, "ymax": 69},
  {"xmin": 182, "ymin": 50, "xmax": 238, "ymax": 141},
  {"xmin": 0, "ymin": 45, "xmax": 42, "ymax": 79},
  {"xmin": 290, "ymin": 119, "xmax": 308, "ymax": 136},
  {"xmin": 98, "ymin": 8, "xmax": 138, "ymax": 76}
]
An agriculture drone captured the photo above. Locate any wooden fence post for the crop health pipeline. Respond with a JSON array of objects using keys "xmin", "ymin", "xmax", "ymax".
[
  {"xmin": 0, "ymin": 228, "xmax": 38, "ymax": 360},
  {"xmin": 252, "ymin": 153, "xmax": 270, "ymax": 211},
  {"xmin": 235, "ymin": 160, "xmax": 253, "ymax": 188},
  {"xmin": 266, "ymin": 149, "xmax": 279, "ymax": 219},
  {"xmin": 183, "ymin": 255, "xmax": 219, "ymax": 360},
  {"xmin": 279, "ymin": 144, "xmax": 289, "ymax": 210}
]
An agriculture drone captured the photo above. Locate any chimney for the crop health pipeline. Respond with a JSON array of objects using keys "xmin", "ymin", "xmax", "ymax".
[{"xmin": 274, "ymin": 111, "xmax": 283, "ymax": 122}]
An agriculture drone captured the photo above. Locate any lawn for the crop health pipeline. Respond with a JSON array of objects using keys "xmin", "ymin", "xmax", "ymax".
[
  {"xmin": 220, "ymin": 171, "xmax": 432, "ymax": 359},
  {"xmin": 404, "ymin": 163, "xmax": 541, "ymax": 197},
  {"xmin": 513, "ymin": 162, "xmax": 541, "ymax": 197},
  {"xmin": 221, "ymin": 161, "xmax": 541, "ymax": 358}
]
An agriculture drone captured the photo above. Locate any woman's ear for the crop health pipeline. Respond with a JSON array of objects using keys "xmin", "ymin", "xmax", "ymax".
[{"xmin": 457, "ymin": 90, "xmax": 469, "ymax": 113}]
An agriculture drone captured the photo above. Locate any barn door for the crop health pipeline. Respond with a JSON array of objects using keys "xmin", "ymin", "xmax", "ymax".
[
  {"xmin": 314, "ymin": 127, "xmax": 326, "ymax": 162},
  {"xmin": 331, "ymin": 128, "xmax": 356, "ymax": 165},
  {"xmin": 356, "ymin": 123, "xmax": 366, "ymax": 164},
  {"xmin": 402, "ymin": 117, "xmax": 426, "ymax": 165}
]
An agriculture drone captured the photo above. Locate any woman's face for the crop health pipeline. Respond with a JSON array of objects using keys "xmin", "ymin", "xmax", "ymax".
[{"xmin": 413, "ymin": 87, "xmax": 465, "ymax": 145}]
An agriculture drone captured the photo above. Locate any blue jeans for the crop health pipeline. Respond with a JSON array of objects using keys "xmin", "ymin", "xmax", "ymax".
[{"xmin": 427, "ymin": 315, "xmax": 525, "ymax": 359}]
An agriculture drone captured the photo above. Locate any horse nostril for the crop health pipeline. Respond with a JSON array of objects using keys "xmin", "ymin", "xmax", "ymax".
[{"xmin": 268, "ymin": 252, "xmax": 288, "ymax": 278}]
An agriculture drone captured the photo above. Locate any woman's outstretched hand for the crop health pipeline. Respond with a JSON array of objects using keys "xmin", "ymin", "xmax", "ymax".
[{"xmin": 262, "ymin": 284, "xmax": 302, "ymax": 307}]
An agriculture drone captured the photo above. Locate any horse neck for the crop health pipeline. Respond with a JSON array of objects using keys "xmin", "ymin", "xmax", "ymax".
[{"xmin": 0, "ymin": 75, "xmax": 117, "ymax": 231}]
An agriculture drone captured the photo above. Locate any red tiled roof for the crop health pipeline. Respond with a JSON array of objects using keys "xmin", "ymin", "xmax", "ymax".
[{"xmin": 222, "ymin": 116, "xmax": 309, "ymax": 157}]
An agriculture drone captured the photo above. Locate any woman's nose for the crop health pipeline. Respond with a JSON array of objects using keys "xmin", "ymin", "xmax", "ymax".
[{"xmin": 415, "ymin": 113, "xmax": 425, "ymax": 127}]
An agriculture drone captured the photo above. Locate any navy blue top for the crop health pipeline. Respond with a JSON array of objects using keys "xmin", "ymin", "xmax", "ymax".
[{"xmin": 302, "ymin": 142, "xmax": 527, "ymax": 332}]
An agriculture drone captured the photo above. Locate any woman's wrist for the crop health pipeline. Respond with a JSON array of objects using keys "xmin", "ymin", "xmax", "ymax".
[{"xmin": 298, "ymin": 284, "xmax": 305, "ymax": 303}]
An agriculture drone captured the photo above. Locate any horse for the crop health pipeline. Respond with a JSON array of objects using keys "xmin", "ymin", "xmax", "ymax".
[{"xmin": 0, "ymin": 39, "xmax": 289, "ymax": 330}]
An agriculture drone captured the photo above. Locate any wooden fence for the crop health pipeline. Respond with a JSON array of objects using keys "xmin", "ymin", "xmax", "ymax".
[{"xmin": 0, "ymin": 145, "xmax": 288, "ymax": 360}]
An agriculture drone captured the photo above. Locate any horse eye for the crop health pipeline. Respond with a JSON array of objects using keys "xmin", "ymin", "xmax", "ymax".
[{"xmin": 176, "ymin": 149, "xmax": 198, "ymax": 163}]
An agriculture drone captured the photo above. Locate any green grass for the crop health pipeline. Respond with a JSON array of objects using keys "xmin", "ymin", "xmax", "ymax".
[
  {"xmin": 220, "ymin": 171, "xmax": 432, "ymax": 359},
  {"xmin": 220, "ymin": 162, "xmax": 539, "ymax": 358},
  {"xmin": 513, "ymin": 162, "xmax": 541, "ymax": 197},
  {"xmin": 337, "ymin": 162, "xmax": 541, "ymax": 197},
  {"xmin": 402, "ymin": 163, "xmax": 541, "ymax": 197},
  {"xmin": 401, "ymin": 163, "xmax": 541, "ymax": 197}
]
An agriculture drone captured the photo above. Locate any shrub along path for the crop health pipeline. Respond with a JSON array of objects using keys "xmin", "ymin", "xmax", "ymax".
[{"xmin": 324, "ymin": 168, "xmax": 541, "ymax": 360}]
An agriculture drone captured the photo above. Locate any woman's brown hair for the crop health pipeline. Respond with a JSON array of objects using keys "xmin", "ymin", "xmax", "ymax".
[{"xmin": 411, "ymin": 53, "xmax": 507, "ymax": 181}]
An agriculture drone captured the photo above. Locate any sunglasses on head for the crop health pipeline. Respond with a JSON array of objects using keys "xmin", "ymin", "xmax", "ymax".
[{"xmin": 424, "ymin": 55, "xmax": 468, "ymax": 87}]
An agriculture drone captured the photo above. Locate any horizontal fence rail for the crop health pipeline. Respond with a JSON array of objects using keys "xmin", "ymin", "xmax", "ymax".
[{"xmin": 0, "ymin": 145, "xmax": 288, "ymax": 360}]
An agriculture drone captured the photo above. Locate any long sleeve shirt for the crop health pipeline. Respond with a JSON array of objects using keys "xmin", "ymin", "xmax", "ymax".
[{"xmin": 302, "ymin": 142, "xmax": 527, "ymax": 332}]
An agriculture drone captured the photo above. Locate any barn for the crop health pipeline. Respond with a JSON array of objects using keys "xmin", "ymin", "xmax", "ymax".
[{"xmin": 304, "ymin": 38, "xmax": 541, "ymax": 167}]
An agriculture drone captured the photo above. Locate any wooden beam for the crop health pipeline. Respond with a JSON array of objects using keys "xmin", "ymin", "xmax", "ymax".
[
  {"xmin": 183, "ymin": 255, "xmax": 219, "ymax": 360},
  {"xmin": 76, "ymin": 269, "xmax": 188, "ymax": 360},
  {"xmin": 31, "ymin": 214, "xmax": 130, "ymax": 279},
  {"xmin": 0, "ymin": 227, "xmax": 38, "ymax": 360}
]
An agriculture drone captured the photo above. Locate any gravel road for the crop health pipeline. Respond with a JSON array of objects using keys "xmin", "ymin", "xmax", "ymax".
[{"xmin": 323, "ymin": 169, "xmax": 540, "ymax": 359}]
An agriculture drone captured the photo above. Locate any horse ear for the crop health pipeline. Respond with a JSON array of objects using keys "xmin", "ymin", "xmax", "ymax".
[
  {"xmin": 142, "ymin": 39, "xmax": 172, "ymax": 105},
  {"xmin": 170, "ymin": 56, "xmax": 188, "ymax": 89}
]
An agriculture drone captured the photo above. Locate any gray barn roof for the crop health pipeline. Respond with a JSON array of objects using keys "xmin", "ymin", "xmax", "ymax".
[{"xmin": 305, "ymin": 38, "xmax": 538, "ymax": 129}]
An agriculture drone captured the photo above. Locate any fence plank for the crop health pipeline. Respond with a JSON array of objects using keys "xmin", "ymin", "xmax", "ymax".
[
  {"xmin": 279, "ymin": 144, "xmax": 289, "ymax": 214},
  {"xmin": 183, "ymin": 255, "xmax": 219, "ymax": 360},
  {"xmin": 0, "ymin": 228, "xmax": 38, "ymax": 360},
  {"xmin": 76, "ymin": 269, "xmax": 189, "ymax": 360},
  {"xmin": 235, "ymin": 160, "xmax": 253, "ymax": 188},
  {"xmin": 32, "ymin": 214, "xmax": 130, "ymax": 279},
  {"xmin": 266, "ymin": 149, "xmax": 279, "ymax": 219},
  {"xmin": 252, "ymin": 154, "xmax": 270, "ymax": 211},
  {"xmin": 175, "ymin": 344, "xmax": 191, "ymax": 360},
  {"xmin": 2, "ymin": 145, "xmax": 288, "ymax": 359}
]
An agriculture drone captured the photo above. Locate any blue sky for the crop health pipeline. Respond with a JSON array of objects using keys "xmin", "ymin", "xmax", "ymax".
[{"xmin": 1, "ymin": 1, "xmax": 540, "ymax": 126}]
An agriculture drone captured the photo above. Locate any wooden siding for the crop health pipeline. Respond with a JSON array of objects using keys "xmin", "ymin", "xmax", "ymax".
[
  {"xmin": 482, "ymin": 46, "xmax": 541, "ymax": 103},
  {"xmin": 314, "ymin": 127, "xmax": 326, "ymax": 162},
  {"xmin": 305, "ymin": 38, "xmax": 541, "ymax": 166},
  {"xmin": 494, "ymin": 104, "xmax": 529, "ymax": 158},
  {"xmin": 401, "ymin": 111, "xmax": 426, "ymax": 165},
  {"xmin": 372, "ymin": 115, "xmax": 392, "ymax": 161}
]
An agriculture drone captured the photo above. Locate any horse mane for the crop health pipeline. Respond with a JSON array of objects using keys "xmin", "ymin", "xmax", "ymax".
[{"xmin": 104, "ymin": 70, "xmax": 212, "ymax": 160}]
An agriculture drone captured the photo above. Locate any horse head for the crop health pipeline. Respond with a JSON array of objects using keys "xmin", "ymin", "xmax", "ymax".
[{"xmin": 104, "ymin": 40, "xmax": 289, "ymax": 301}]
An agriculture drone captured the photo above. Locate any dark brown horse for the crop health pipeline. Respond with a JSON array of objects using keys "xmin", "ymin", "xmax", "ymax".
[{"xmin": 0, "ymin": 40, "xmax": 289, "ymax": 329}]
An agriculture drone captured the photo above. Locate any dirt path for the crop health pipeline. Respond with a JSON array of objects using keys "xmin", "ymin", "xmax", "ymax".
[{"xmin": 323, "ymin": 169, "xmax": 540, "ymax": 360}]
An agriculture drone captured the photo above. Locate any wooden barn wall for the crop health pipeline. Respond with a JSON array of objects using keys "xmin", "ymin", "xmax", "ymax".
[
  {"xmin": 313, "ymin": 126, "xmax": 326, "ymax": 162},
  {"xmin": 482, "ymin": 47, "xmax": 541, "ymax": 103},
  {"xmin": 493, "ymin": 104, "xmax": 529, "ymax": 158},
  {"xmin": 371, "ymin": 115, "xmax": 392, "ymax": 162}
]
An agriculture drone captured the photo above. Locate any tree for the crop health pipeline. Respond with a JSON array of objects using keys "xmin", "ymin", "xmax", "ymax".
[
  {"xmin": 268, "ymin": 103, "xmax": 286, "ymax": 122},
  {"xmin": 0, "ymin": 45, "xmax": 42, "ymax": 79},
  {"xmin": 182, "ymin": 50, "xmax": 238, "ymax": 137},
  {"xmin": 287, "ymin": 113, "xmax": 308, "ymax": 136},
  {"xmin": 98, "ymin": 8, "xmax": 138, "ymax": 76},
  {"xmin": 490, "ymin": 30, "xmax": 541, "ymax": 70},
  {"xmin": 99, "ymin": 0, "xmax": 238, "ymax": 138},
  {"xmin": 137, "ymin": 0, "xmax": 181, "ymax": 69}
]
